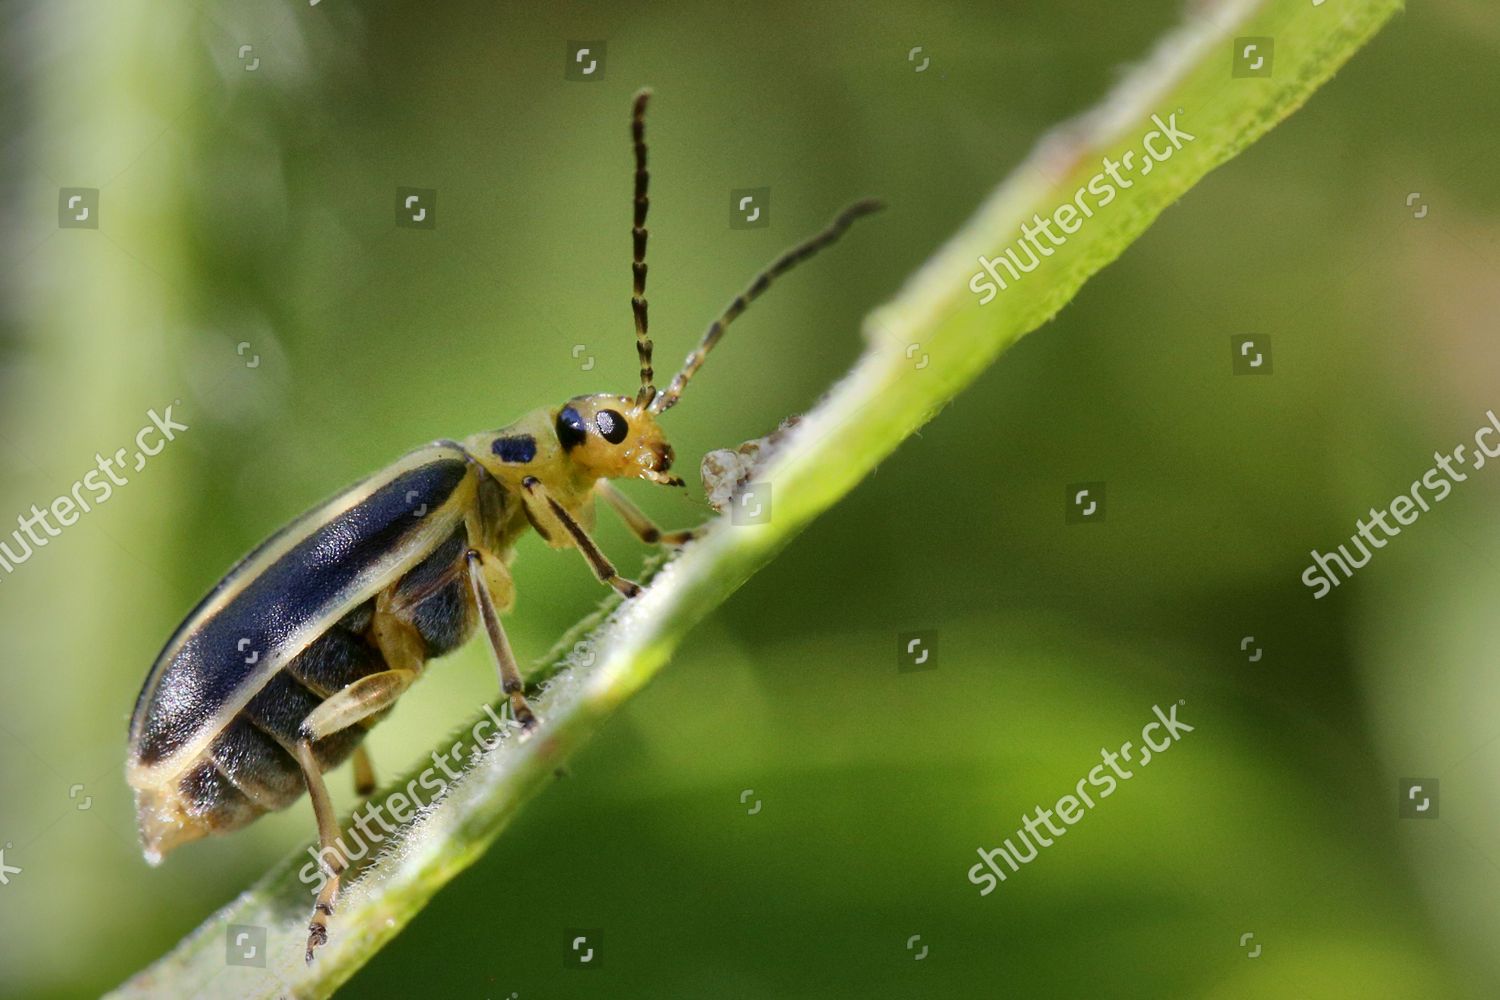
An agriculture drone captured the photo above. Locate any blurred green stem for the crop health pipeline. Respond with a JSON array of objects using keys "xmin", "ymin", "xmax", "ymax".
[{"xmin": 109, "ymin": 1, "xmax": 1400, "ymax": 996}]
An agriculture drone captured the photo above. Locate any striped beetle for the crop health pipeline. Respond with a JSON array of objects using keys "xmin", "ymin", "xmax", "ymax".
[{"xmin": 127, "ymin": 90, "xmax": 880, "ymax": 962}]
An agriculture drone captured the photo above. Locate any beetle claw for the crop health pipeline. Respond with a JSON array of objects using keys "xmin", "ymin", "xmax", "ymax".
[
  {"xmin": 305, "ymin": 910, "xmax": 330, "ymax": 964},
  {"xmin": 514, "ymin": 708, "xmax": 541, "ymax": 739}
]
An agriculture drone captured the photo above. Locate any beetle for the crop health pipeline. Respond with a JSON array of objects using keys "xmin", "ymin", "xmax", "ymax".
[{"xmin": 127, "ymin": 89, "xmax": 881, "ymax": 963}]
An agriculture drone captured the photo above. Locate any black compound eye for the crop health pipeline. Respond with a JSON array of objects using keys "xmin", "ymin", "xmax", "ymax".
[
  {"xmin": 596, "ymin": 409, "xmax": 628, "ymax": 444},
  {"xmin": 555, "ymin": 406, "xmax": 588, "ymax": 450}
]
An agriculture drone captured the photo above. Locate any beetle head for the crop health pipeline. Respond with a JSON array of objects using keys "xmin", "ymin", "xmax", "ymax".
[{"xmin": 555, "ymin": 394, "xmax": 680, "ymax": 487}]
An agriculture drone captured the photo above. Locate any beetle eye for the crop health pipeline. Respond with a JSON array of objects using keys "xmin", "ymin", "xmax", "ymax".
[
  {"xmin": 555, "ymin": 406, "xmax": 588, "ymax": 450},
  {"xmin": 596, "ymin": 409, "xmax": 628, "ymax": 444}
]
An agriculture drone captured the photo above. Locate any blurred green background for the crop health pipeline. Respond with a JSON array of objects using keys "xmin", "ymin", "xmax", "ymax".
[{"xmin": 3, "ymin": 0, "xmax": 1499, "ymax": 996}]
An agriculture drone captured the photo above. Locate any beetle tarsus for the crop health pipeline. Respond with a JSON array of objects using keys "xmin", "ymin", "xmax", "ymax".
[
  {"xmin": 305, "ymin": 911, "xmax": 330, "ymax": 964},
  {"xmin": 595, "ymin": 479, "xmax": 699, "ymax": 548},
  {"xmin": 304, "ymin": 899, "xmax": 331, "ymax": 959},
  {"xmin": 501, "ymin": 679, "xmax": 540, "ymax": 735}
]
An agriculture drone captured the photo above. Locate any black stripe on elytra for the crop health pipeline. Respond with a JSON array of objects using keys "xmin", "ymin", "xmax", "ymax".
[{"xmin": 133, "ymin": 456, "xmax": 469, "ymax": 766}]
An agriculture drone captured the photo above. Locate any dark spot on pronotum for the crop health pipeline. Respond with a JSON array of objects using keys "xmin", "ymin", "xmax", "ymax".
[
  {"xmin": 597, "ymin": 408, "xmax": 628, "ymax": 444},
  {"xmin": 492, "ymin": 434, "xmax": 537, "ymax": 464},
  {"xmin": 555, "ymin": 406, "xmax": 587, "ymax": 450}
]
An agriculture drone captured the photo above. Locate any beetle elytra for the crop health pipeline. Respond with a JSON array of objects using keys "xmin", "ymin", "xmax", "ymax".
[{"xmin": 126, "ymin": 89, "xmax": 881, "ymax": 962}]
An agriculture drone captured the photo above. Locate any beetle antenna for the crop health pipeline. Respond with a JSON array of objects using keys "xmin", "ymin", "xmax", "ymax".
[
  {"xmin": 651, "ymin": 197, "xmax": 884, "ymax": 414},
  {"xmin": 631, "ymin": 89, "xmax": 656, "ymax": 409}
]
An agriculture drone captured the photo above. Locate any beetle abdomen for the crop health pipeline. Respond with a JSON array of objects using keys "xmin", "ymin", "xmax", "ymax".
[
  {"xmin": 129, "ymin": 444, "xmax": 482, "ymax": 862},
  {"xmin": 176, "ymin": 613, "xmax": 390, "ymax": 837},
  {"xmin": 206, "ymin": 720, "xmax": 303, "ymax": 809},
  {"xmin": 285, "ymin": 602, "xmax": 381, "ymax": 697},
  {"xmin": 396, "ymin": 529, "xmax": 475, "ymax": 658},
  {"xmin": 130, "ymin": 449, "xmax": 472, "ymax": 775}
]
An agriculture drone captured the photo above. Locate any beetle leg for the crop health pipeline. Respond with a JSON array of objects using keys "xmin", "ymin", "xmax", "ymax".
[
  {"xmin": 370, "ymin": 596, "xmax": 428, "ymax": 675},
  {"xmin": 456, "ymin": 527, "xmax": 516, "ymax": 613},
  {"xmin": 296, "ymin": 667, "xmax": 419, "ymax": 963},
  {"xmin": 464, "ymin": 549, "xmax": 538, "ymax": 732},
  {"xmin": 294, "ymin": 740, "xmax": 345, "ymax": 963},
  {"xmin": 520, "ymin": 477, "xmax": 642, "ymax": 597},
  {"xmin": 595, "ymin": 480, "xmax": 698, "ymax": 546},
  {"xmin": 352, "ymin": 746, "xmax": 377, "ymax": 797},
  {"xmin": 301, "ymin": 668, "xmax": 419, "ymax": 741}
]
